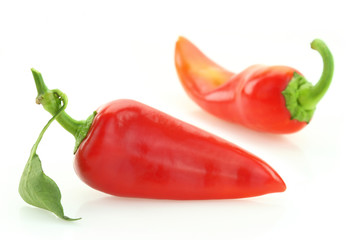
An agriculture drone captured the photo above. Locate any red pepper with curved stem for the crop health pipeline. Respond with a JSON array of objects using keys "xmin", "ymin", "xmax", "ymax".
[
  {"xmin": 175, "ymin": 37, "xmax": 334, "ymax": 134},
  {"xmin": 19, "ymin": 69, "xmax": 285, "ymax": 219}
]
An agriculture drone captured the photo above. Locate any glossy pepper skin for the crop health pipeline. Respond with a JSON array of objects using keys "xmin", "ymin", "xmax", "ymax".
[
  {"xmin": 74, "ymin": 99, "xmax": 286, "ymax": 199},
  {"xmin": 175, "ymin": 37, "xmax": 334, "ymax": 134}
]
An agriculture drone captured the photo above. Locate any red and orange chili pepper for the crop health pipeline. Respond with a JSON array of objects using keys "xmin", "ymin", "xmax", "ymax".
[{"xmin": 175, "ymin": 37, "xmax": 334, "ymax": 133}]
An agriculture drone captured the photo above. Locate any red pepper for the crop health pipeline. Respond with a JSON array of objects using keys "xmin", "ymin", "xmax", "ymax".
[
  {"xmin": 74, "ymin": 99, "xmax": 286, "ymax": 199},
  {"xmin": 19, "ymin": 69, "xmax": 286, "ymax": 220},
  {"xmin": 175, "ymin": 37, "xmax": 334, "ymax": 134}
]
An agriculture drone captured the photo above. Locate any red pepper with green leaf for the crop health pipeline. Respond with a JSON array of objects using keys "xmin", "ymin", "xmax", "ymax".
[
  {"xmin": 19, "ymin": 69, "xmax": 286, "ymax": 220},
  {"xmin": 175, "ymin": 37, "xmax": 334, "ymax": 133}
]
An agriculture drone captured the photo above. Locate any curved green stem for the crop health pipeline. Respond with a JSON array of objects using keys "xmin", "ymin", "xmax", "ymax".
[
  {"xmin": 298, "ymin": 39, "xmax": 334, "ymax": 110},
  {"xmin": 282, "ymin": 39, "xmax": 334, "ymax": 123},
  {"xmin": 31, "ymin": 68, "xmax": 96, "ymax": 153},
  {"xmin": 32, "ymin": 68, "xmax": 82, "ymax": 137}
]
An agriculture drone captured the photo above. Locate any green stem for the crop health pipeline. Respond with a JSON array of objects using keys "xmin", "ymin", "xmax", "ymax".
[
  {"xmin": 31, "ymin": 68, "xmax": 96, "ymax": 153},
  {"xmin": 31, "ymin": 68, "xmax": 84, "ymax": 137},
  {"xmin": 298, "ymin": 39, "xmax": 334, "ymax": 110}
]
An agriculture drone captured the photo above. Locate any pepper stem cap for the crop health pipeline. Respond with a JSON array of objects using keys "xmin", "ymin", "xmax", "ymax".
[{"xmin": 282, "ymin": 39, "xmax": 334, "ymax": 122}]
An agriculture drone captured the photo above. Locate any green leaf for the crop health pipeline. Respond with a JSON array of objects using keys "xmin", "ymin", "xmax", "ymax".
[
  {"xmin": 19, "ymin": 153, "xmax": 79, "ymax": 221},
  {"xmin": 19, "ymin": 87, "xmax": 80, "ymax": 221}
]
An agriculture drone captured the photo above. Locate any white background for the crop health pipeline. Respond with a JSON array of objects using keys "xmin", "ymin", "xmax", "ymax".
[{"xmin": 1, "ymin": 0, "xmax": 355, "ymax": 239}]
